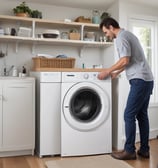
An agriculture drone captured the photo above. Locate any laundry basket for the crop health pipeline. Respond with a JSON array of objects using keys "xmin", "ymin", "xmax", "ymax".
[{"xmin": 32, "ymin": 57, "xmax": 75, "ymax": 70}]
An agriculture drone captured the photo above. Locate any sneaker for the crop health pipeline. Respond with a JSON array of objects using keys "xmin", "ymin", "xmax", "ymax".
[{"xmin": 137, "ymin": 150, "xmax": 150, "ymax": 158}]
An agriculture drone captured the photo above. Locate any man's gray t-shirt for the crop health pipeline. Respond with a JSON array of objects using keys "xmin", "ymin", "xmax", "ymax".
[{"xmin": 115, "ymin": 29, "xmax": 153, "ymax": 81}]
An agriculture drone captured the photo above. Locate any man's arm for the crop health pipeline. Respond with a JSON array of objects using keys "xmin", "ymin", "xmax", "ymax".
[{"xmin": 98, "ymin": 56, "xmax": 130, "ymax": 80}]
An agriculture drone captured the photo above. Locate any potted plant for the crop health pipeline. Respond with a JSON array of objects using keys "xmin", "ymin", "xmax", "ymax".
[
  {"xmin": 31, "ymin": 10, "xmax": 42, "ymax": 19},
  {"xmin": 100, "ymin": 12, "xmax": 111, "ymax": 21},
  {"xmin": 13, "ymin": 1, "xmax": 32, "ymax": 17}
]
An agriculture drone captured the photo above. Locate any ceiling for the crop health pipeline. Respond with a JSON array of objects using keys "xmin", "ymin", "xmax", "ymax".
[
  {"xmin": 14, "ymin": 0, "xmax": 158, "ymax": 10},
  {"xmin": 25, "ymin": 0, "xmax": 116, "ymax": 9}
]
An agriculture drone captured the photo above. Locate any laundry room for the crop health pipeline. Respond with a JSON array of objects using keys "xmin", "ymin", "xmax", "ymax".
[{"xmin": 0, "ymin": 0, "xmax": 158, "ymax": 168}]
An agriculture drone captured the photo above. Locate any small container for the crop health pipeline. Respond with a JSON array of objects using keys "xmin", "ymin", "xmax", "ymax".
[
  {"xmin": 22, "ymin": 66, "xmax": 27, "ymax": 77},
  {"xmin": 92, "ymin": 10, "xmax": 100, "ymax": 24},
  {"xmin": 61, "ymin": 32, "xmax": 69, "ymax": 39},
  {"xmin": 4, "ymin": 27, "xmax": 10, "ymax": 35},
  {"xmin": 19, "ymin": 72, "xmax": 22, "ymax": 77},
  {"xmin": 12, "ymin": 66, "xmax": 18, "ymax": 77},
  {"xmin": 22, "ymin": 66, "xmax": 26, "ymax": 74},
  {"xmin": 37, "ymin": 34, "xmax": 43, "ymax": 38},
  {"xmin": 10, "ymin": 28, "xmax": 16, "ymax": 36},
  {"xmin": 22, "ymin": 73, "xmax": 27, "ymax": 77}
]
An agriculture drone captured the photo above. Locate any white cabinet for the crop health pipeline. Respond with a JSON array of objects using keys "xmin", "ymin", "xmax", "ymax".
[
  {"xmin": 0, "ymin": 77, "xmax": 35, "ymax": 157},
  {"xmin": 0, "ymin": 83, "xmax": 2, "ymax": 149}
]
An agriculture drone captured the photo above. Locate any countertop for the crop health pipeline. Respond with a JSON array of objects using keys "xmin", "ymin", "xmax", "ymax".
[
  {"xmin": 31, "ymin": 68, "xmax": 105, "ymax": 72},
  {"xmin": 0, "ymin": 76, "xmax": 35, "ymax": 80}
]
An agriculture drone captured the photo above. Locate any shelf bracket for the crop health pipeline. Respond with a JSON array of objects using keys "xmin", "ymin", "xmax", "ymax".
[
  {"xmin": 32, "ymin": 43, "xmax": 36, "ymax": 54},
  {"xmin": 79, "ymin": 46, "xmax": 85, "ymax": 57},
  {"xmin": 15, "ymin": 41, "xmax": 19, "ymax": 53},
  {"xmin": 32, "ymin": 20, "xmax": 35, "ymax": 38},
  {"xmin": 81, "ymin": 25, "xmax": 85, "ymax": 41}
]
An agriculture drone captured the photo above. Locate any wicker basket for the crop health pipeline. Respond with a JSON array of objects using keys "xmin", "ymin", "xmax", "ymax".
[
  {"xmin": 32, "ymin": 57, "xmax": 75, "ymax": 70},
  {"xmin": 75, "ymin": 16, "xmax": 91, "ymax": 23},
  {"xmin": 69, "ymin": 32, "xmax": 80, "ymax": 40}
]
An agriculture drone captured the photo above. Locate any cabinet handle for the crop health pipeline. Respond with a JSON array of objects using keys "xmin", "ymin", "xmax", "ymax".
[{"xmin": 9, "ymin": 86, "xmax": 29, "ymax": 88}]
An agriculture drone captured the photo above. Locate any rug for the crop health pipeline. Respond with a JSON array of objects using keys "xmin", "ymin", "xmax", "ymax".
[{"xmin": 45, "ymin": 154, "xmax": 133, "ymax": 168}]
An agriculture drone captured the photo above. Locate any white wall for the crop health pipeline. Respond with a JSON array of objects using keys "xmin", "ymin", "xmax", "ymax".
[
  {"xmin": 112, "ymin": 0, "xmax": 158, "ymax": 150},
  {"xmin": 107, "ymin": 0, "xmax": 119, "ymax": 21},
  {"xmin": 1, "ymin": 0, "xmax": 93, "ymax": 20},
  {"xmin": 119, "ymin": 0, "xmax": 158, "ymax": 29},
  {"xmin": 0, "ymin": 0, "xmax": 112, "ymax": 75}
]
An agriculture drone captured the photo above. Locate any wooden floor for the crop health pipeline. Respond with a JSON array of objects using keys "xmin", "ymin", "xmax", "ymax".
[
  {"xmin": 126, "ymin": 138, "xmax": 158, "ymax": 168},
  {"xmin": 0, "ymin": 138, "xmax": 157, "ymax": 168}
]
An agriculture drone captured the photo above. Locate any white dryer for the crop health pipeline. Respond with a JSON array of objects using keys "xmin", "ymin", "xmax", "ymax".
[{"xmin": 61, "ymin": 71, "xmax": 112, "ymax": 156}]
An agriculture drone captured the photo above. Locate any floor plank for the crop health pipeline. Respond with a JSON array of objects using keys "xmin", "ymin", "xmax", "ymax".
[
  {"xmin": 126, "ymin": 139, "xmax": 158, "ymax": 168},
  {"xmin": 0, "ymin": 138, "xmax": 157, "ymax": 168},
  {"xmin": 2, "ymin": 157, "xmax": 29, "ymax": 168}
]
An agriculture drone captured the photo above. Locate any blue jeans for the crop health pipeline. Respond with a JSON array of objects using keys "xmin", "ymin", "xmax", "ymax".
[{"xmin": 124, "ymin": 79, "xmax": 154, "ymax": 153}]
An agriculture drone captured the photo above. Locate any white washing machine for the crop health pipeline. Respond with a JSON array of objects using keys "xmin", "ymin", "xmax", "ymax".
[
  {"xmin": 30, "ymin": 72, "xmax": 61, "ymax": 157},
  {"xmin": 61, "ymin": 71, "xmax": 112, "ymax": 156}
]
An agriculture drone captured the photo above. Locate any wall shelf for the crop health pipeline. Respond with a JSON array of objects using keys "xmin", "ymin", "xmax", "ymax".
[{"xmin": 0, "ymin": 15, "xmax": 113, "ymax": 50}]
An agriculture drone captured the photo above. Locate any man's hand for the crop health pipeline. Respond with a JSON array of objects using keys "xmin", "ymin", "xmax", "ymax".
[
  {"xmin": 98, "ymin": 56, "xmax": 128, "ymax": 80},
  {"xmin": 97, "ymin": 69, "xmax": 110, "ymax": 80},
  {"xmin": 111, "ymin": 72, "xmax": 118, "ymax": 79}
]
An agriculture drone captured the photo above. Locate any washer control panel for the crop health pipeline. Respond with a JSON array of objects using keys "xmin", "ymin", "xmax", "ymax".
[
  {"xmin": 62, "ymin": 72, "xmax": 109, "ymax": 82},
  {"xmin": 83, "ymin": 73, "xmax": 89, "ymax": 79}
]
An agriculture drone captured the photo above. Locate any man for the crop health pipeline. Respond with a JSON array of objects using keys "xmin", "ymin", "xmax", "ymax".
[{"xmin": 98, "ymin": 17, "xmax": 154, "ymax": 160}]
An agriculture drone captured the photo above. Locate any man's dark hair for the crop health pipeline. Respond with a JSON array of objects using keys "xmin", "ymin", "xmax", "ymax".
[{"xmin": 99, "ymin": 17, "xmax": 120, "ymax": 30}]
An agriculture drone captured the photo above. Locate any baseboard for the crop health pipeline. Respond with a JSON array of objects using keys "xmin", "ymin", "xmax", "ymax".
[
  {"xmin": 113, "ymin": 129, "xmax": 158, "ymax": 150},
  {"xmin": 0, "ymin": 149, "xmax": 34, "ymax": 157},
  {"xmin": 136, "ymin": 129, "xmax": 158, "ymax": 142}
]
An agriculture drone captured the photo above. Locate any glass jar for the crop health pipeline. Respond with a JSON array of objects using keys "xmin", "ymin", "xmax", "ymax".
[
  {"xmin": 61, "ymin": 32, "xmax": 69, "ymax": 39},
  {"xmin": 92, "ymin": 9, "xmax": 100, "ymax": 24}
]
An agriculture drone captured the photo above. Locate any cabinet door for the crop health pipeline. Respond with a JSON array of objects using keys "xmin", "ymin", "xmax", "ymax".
[
  {"xmin": 0, "ymin": 84, "xmax": 2, "ymax": 149},
  {"xmin": 39, "ymin": 83, "xmax": 61, "ymax": 155},
  {"xmin": 2, "ymin": 82, "xmax": 34, "ymax": 151}
]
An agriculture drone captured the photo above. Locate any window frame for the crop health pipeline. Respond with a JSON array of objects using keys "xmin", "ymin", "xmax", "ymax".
[{"xmin": 128, "ymin": 17, "xmax": 158, "ymax": 104}]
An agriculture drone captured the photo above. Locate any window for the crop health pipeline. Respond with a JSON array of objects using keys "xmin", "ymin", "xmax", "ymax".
[{"xmin": 129, "ymin": 18, "xmax": 158, "ymax": 103}]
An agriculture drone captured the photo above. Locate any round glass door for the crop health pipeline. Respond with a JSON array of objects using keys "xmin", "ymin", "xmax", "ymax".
[
  {"xmin": 70, "ymin": 88, "xmax": 101, "ymax": 123},
  {"xmin": 63, "ymin": 82, "xmax": 110, "ymax": 131}
]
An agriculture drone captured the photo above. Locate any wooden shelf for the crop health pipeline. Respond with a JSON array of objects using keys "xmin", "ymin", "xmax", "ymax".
[
  {"xmin": 0, "ymin": 15, "xmax": 113, "ymax": 50},
  {"xmin": 0, "ymin": 35, "xmax": 113, "ymax": 48},
  {"xmin": 0, "ymin": 15, "xmax": 99, "ymax": 27}
]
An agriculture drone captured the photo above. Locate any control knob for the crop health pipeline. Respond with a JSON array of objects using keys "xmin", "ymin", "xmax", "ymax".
[{"xmin": 83, "ymin": 73, "xmax": 89, "ymax": 79}]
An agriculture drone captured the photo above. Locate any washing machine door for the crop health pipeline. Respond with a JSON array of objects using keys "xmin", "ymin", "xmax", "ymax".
[{"xmin": 63, "ymin": 82, "xmax": 110, "ymax": 131}]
